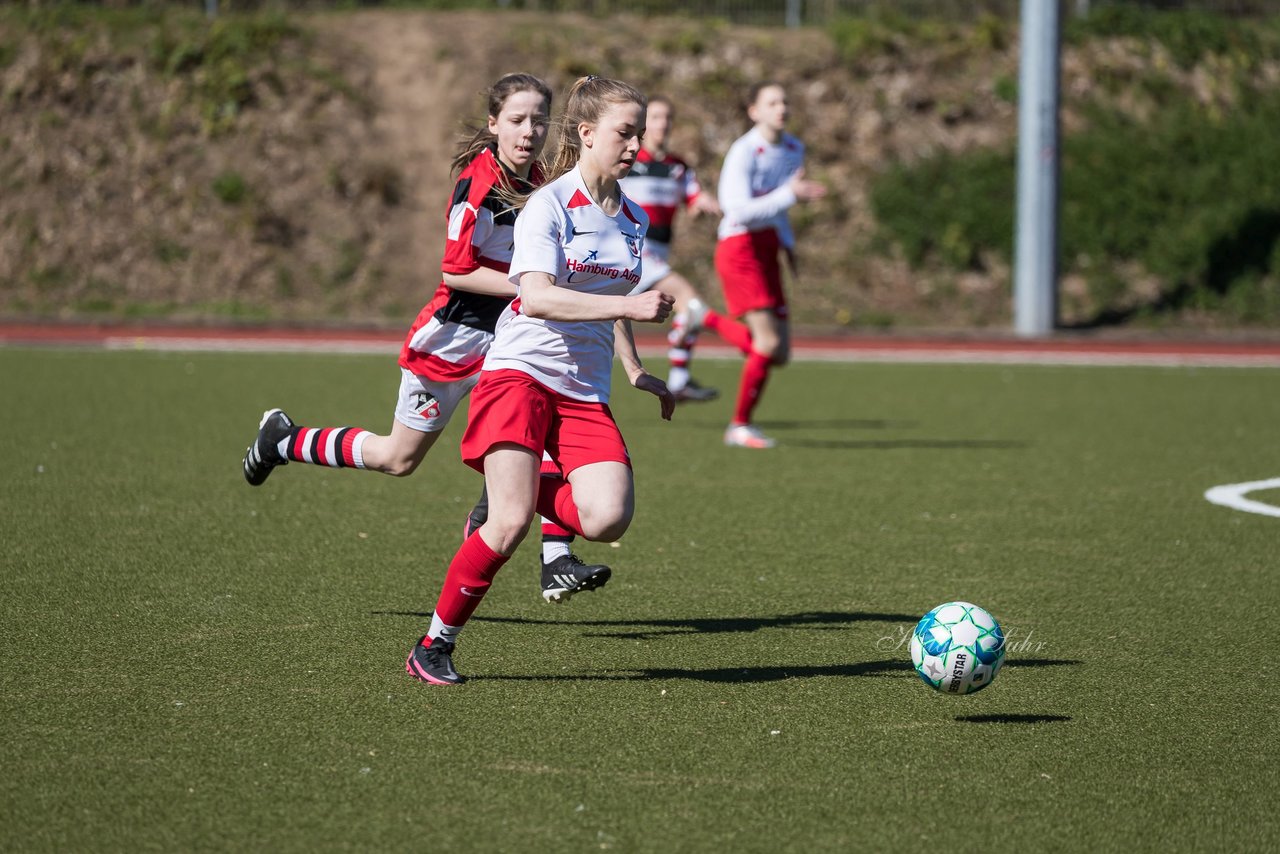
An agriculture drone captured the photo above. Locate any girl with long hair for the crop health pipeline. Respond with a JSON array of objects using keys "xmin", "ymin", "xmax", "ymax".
[
  {"xmin": 240, "ymin": 73, "xmax": 606, "ymax": 581},
  {"xmin": 406, "ymin": 76, "xmax": 675, "ymax": 686}
]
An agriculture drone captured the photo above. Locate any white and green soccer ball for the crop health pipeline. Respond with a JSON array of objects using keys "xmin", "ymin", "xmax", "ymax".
[{"xmin": 910, "ymin": 602, "xmax": 1006, "ymax": 695}]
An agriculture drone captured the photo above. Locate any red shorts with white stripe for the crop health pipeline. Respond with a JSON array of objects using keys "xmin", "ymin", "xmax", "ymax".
[
  {"xmin": 460, "ymin": 369, "xmax": 631, "ymax": 477},
  {"xmin": 714, "ymin": 228, "xmax": 788, "ymax": 318}
]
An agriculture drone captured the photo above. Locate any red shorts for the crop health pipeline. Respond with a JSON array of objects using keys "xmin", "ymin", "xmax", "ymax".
[
  {"xmin": 460, "ymin": 369, "xmax": 630, "ymax": 477},
  {"xmin": 715, "ymin": 229, "xmax": 788, "ymax": 318}
]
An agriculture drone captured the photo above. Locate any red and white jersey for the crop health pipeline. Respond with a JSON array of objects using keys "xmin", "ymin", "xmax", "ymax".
[
  {"xmin": 620, "ymin": 148, "xmax": 703, "ymax": 246},
  {"xmin": 399, "ymin": 147, "xmax": 538, "ymax": 382},
  {"xmin": 485, "ymin": 165, "xmax": 648, "ymax": 403},
  {"xmin": 716, "ymin": 127, "xmax": 805, "ymax": 249}
]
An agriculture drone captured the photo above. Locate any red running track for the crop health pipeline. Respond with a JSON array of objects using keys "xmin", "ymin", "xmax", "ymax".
[{"xmin": 4, "ymin": 320, "xmax": 1280, "ymax": 368}]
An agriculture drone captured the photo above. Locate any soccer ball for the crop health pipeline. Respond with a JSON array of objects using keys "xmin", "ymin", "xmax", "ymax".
[{"xmin": 910, "ymin": 602, "xmax": 1006, "ymax": 695}]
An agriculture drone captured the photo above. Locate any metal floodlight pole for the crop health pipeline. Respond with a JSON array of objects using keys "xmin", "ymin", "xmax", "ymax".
[
  {"xmin": 1014, "ymin": 0, "xmax": 1061, "ymax": 338},
  {"xmin": 785, "ymin": 0, "xmax": 802, "ymax": 28}
]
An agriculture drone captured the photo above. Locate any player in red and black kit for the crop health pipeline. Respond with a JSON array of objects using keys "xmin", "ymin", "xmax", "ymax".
[
  {"xmin": 620, "ymin": 96, "xmax": 722, "ymax": 402},
  {"xmin": 240, "ymin": 73, "xmax": 607, "ymax": 585}
]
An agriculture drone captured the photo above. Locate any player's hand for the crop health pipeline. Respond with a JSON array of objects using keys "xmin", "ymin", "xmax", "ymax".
[
  {"xmin": 790, "ymin": 168, "xmax": 827, "ymax": 203},
  {"xmin": 632, "ymin": 371, "xmax": 676, "ymax": 421},
  {"xmin": 627, "ymin": 290, "xmax": 675, "ymax": 324},
  {"xmin": 690, "ymin": 194, "xmax": 722, "ymax": 218}
]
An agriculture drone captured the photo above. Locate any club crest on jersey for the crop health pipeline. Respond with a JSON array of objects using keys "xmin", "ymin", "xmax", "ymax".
[
  {"xmin": 414, "ymin": 393, "xmax": 440, "ymax": 419},
  {"xmin": 625, "ymin": 232, "xmax": 642, "ymax": 259}
]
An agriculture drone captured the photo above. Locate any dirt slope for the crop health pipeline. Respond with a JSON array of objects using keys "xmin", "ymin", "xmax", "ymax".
[{"xmin": 1, "ymin": 9, "xmax": 1031, "ymax": 328}]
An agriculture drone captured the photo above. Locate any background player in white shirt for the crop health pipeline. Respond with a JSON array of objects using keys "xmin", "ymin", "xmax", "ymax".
[
  {"xmin": 407, "ymin": 76, "xmax": 675, "ymax": 686},
  {"xmin": 239, "ymin": 74, "xmax": 601, "ymax": 574},
  {"xmin": 621, "ymin": 95, "xmax": 722, "ymax": 402},
  {"xmin": 706, "ymin": 82, "xmax": 826, "ymax": 449}
]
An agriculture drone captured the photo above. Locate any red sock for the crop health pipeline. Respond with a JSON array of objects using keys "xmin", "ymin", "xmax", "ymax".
[
  {"xmin": 541, "ymin": 519, "xmax": 574, "ymax": 539},
  {"xmin": 535, "ymin": 460, "xmax": 576, "ymax": 540},
  {"xmin": 431, "ymin": 532, "xmax": 511, "ymax": 629},
  {"xmin": 535, "ymin": 477, "xmax": 584, "ymax": 537},
  {"xmin": 704, "ymin": 310, "xmax": 753, "ymax": 355},
  {"xmin": 733, "ymin": 350, "xmax": 773, "ymax": 425}
]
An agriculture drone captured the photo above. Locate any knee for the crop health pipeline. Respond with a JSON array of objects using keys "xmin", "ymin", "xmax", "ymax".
[
  {"xmin": 578, "ymin": 498, "xmax": 633, "ymax": 543},
  {"xmin": 482, "ymin": 509, "xmax": 534, "ymax": 555},
  {"xmin": 751, "ymin": 338, "xmax": 783, "ymax": 362},
  {"xmin": 382, "ymin": 456, "xmax": 421, "ymax": 477}
]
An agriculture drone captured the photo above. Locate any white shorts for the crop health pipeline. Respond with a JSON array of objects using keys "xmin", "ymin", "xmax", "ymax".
[
  {"xmin": 393, "ymin": 368, "xmax": 481, "ymax": 433},
  {"xmin": 630, "ymin": 241, "xmax": 673, "ymax": 294}
]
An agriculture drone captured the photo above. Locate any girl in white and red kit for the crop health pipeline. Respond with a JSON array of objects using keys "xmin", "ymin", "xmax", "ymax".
[
  {"xmin": 406, "ymin": 76, "xmax": 675, "ymax": 686},
  {"xmin": 239, "ymin": 74, "xmax": 608, "ymax": 587},
  {"xmin": 707, "ymin": 81, "xmax": 826, "ymax": 449}
]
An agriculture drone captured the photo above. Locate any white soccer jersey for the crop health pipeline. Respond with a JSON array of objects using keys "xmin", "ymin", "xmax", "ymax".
[
  {"xmin": 485, "ymin": 166, "xmax": 649, "ymax": 402},
  {"xmin": 716, "ymin": 127, "xmax": 805, "ymax": 249}
]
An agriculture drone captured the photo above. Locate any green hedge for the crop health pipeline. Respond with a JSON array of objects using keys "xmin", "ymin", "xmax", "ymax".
[{"xmin": 871, "ymin": 60, "xmax": 1280, "ymax": 322}]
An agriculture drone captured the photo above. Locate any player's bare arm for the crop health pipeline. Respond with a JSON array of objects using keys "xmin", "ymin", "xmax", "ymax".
[
  {"xmin": 442, "ymin": 268, "xmax": 518, "ymax": 297},
  {"xmin": 519, "ymin": 272, "xmax": 673, "ymax": 323},
  {"xmin": 614, "ymin": 319, "xmax": 676, "ymax": 421}
]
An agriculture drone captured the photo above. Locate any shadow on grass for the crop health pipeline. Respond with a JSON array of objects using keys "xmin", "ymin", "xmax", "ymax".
[
  {"xmin": 784, "ymin": 438, "xmax": 1029, "ymax": 451},
  {"xmin": 473, "ymin": 610, "xmax": 921, "ymax": 639},
  {"xmin": 480, "ymin": 658, "xmax": 1081, "ymax": 685},
  {"xmin": 372, "ymin": 610, "xmax": 918, "ymax": 639},
  {"xmin": 680, "ymin": 417, "xmax": 916, "ymax": 433},
  {"xmin": 954, "ymin": 714, "xmax": 1071, "ymax": 724},
  {"xmin": 481, "ymin": 659, "xmax": 915, "ymax": 682},
  {"xmin": 675, "ymin": 416, "xmax": 1025, "ymax": 451},
  {"xmin": 755, "ymin": 418, "xmax": 918, "ymax": 431}
]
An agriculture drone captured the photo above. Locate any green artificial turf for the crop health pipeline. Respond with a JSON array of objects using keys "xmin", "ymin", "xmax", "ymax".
[{"xmin": 2, "ymin": 349, "xmax": 1277, "ymax": 852}]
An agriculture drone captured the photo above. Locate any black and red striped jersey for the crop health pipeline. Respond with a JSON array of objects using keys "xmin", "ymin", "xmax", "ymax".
[
  {"xmin": 400, "ymin": 146, "xmax": 541, "ymax": 382},
  {"xmin": 620, "ymin": 148, "xmax": 703, "ymax": 246}
]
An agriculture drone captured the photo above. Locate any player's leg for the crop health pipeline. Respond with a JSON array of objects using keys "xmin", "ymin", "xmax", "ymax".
[
  {"xmin": 242, "ymin": 408, "xmax": 381, "ymax": 486},
  {"xmin": 365, "ymin": 370, "xmax": 476, "ymax": 474},
  {"xmin": 707, "ymin": 236, "xmax": 761, "ymax": 356},
  {"xmin": 532, "ymin": 460, "xmax": 628, "ymax": 603},
  {"xmin": 532, "ymin": 399, "xmax": 631, "ymax": 603},
  {"xmin": 657, "ymin": 271, "xmax": 719, "ymax": 402},
  {"xmin": 407, "ymin": 444, "xmax": 540, "ymax": 686},
  {"xmin": 356, "ymin": 420, "xmax": 442, "ymax": 475},
  {"xmin": 564, "ymin": 460, "xmax": 635, "ymax": 542},
  {"xmin": 242, "ymin": 369, "xmax": 468, "ymax": 485},
  {"xmin": 725, "ymin": 309, "xmax": 789, "ymax": 450},
  {"xmin": 464, "ymin": 449, "xmax": 603, "ymax": 588},
  {"xmin": 407, "ymin": 370, "xmax": 550, "ymax": 684},
  {"xmin": 536, "ymin": 454, "xmax": 606, "ymax": 585},
  {"xmin": 717, "ymin": 232, "xmax": 788, "ymax": 449}
]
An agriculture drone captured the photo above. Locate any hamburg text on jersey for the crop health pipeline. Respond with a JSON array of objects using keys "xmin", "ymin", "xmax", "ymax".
[{"xmin": 486, "ymin": 166, "xmax": 650, "ymax": 404}]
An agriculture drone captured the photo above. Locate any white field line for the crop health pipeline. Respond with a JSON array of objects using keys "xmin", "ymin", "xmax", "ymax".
[
  {"xmin": 1204, "ymin": 478, "xmax": 1280, "ymax": 519},
  {"xmin": 98, "ymin": 335, "xmax": 1280, "ymax": 368}
]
